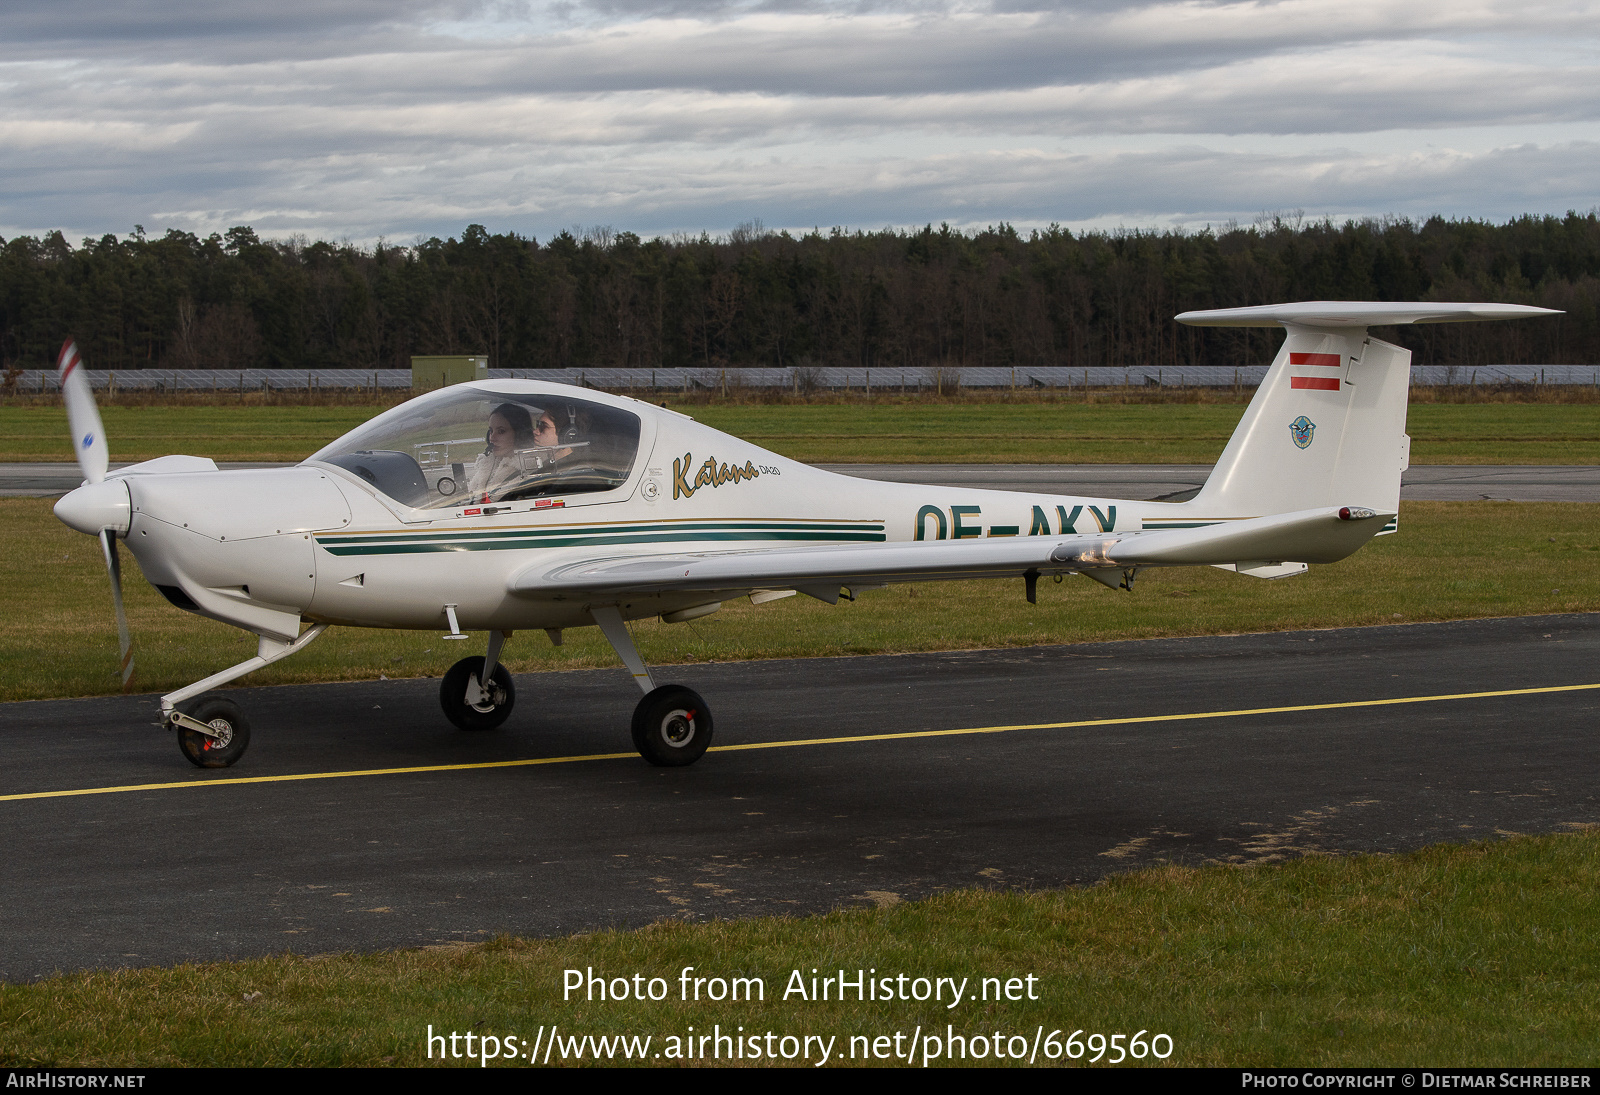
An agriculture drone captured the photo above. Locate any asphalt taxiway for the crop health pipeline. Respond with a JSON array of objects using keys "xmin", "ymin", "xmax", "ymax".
[{"xmin": 3, "ymin": 613, "xmax": 1598, "ymax": 982}]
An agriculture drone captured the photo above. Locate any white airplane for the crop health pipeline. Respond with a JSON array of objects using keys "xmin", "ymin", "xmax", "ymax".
[{"xmin": 52, "ymin": 301, "xmax": 1556, "ymax": 769}]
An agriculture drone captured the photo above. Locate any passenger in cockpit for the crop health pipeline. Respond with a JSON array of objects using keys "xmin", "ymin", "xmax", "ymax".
[
  {"xmin": 468, "ymin": 401, "xmax": 599, "ymax": 500},
  {"xmin": 531, "ymin": 409, "xmax": 575, "ymax": 464},
  {"xmin": 468, "ymin": 403, "xmax": 535, "ymax": 496}
]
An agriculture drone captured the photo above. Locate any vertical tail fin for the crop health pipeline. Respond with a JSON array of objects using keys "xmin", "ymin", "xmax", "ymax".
[
  {"xmin": 1177, "ymin": 302, "xmax": 1560, "ymax": 519},
  {"xmin": 1191, "ymin": 324, "xmax": 1411, "ymax": 517}
]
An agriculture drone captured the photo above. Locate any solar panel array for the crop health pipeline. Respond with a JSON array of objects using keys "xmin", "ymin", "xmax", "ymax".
[{"xmin": 10, "ymin": 364, "xmax": 1597, "ymax": 392}]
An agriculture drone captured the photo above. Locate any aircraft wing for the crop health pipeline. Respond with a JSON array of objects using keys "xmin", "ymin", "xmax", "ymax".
[{"xmin": 508, "ymin": 505, "xmax": 1390, "ymax": 599}]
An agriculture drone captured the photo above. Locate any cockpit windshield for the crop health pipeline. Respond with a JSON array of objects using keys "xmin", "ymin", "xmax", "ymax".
[{"xmin": 307, "ymin": 387, "xmax": 642, "ymax": 510}]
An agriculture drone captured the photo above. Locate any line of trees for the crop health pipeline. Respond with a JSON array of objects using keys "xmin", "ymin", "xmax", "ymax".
[{"xmin": 2, "ymin": 213, "xmax": 1597, "ymax": 375}]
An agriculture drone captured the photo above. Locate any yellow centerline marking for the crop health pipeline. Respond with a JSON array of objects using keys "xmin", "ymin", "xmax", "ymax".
[{"xmin": 5, "ymin": 681, "xmax": 1598, "ymax": 803}]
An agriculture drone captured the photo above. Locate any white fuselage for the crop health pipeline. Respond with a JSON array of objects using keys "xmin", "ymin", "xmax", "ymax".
[{"xmin": 113, "ymin": 382, "xmax": 1177, "ymax": 640}]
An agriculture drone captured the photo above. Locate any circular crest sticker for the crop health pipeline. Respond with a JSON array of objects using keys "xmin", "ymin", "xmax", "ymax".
[{"xmin": 1289, "ymin": 415, "xmax": 1315, "ymax": 449}]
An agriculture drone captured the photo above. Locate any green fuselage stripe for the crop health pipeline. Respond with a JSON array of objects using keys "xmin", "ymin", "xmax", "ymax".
[
  {"xmin": 320, "ymin": 518, "xmax": 883, "ymax": 544},
  {"xmin": 320, "ymin": 520, "xmax": 881, "ymax": 546},
  {"xmin": 318, "ymin": 528, "xmax": 887, "ymax": 556}
]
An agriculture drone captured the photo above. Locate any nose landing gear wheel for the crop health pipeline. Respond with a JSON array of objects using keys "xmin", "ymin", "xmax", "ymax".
[
  {"xmin": 631, "ymin": 685, "xmax": 712, "ymax": 766},
  {"xmin": 175, "ymin": 694, "xmax": 251, "ymax": 769},
  {"xmin": 440, "ymin": 656, "xmax": 516, "ymax": 730}
]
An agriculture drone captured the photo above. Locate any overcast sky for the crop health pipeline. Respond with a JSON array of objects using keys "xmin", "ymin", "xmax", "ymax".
[{"xmin": 2, "ymin": 0, "xmax": 1597, "ymax": 244}]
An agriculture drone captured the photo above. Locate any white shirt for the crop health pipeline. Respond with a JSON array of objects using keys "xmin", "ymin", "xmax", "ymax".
[{"xmin": 467, "ymin": 452, "xmax": 523, "ymax": 497}]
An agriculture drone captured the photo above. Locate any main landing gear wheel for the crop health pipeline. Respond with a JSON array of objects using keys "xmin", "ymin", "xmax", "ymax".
[
  {"xmin": 175, "ymin": 694, "xmax": 251, "ymax": 769},
  {"xmin": 631, "ymin": 685, "xmax": 712, "ymax": 767},
  {"xmin": 440, "ymin": 656, "xmax": 516, "ymax": 730}
]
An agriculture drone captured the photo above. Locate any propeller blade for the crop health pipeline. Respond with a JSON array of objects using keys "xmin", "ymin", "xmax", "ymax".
[
  {"xmin": 99, "ymin": 529, "xmax": 135, "ymax": 691},
  {"xmin": 57, "ymin": 339, "xmax": 108, "ymax": 485}
]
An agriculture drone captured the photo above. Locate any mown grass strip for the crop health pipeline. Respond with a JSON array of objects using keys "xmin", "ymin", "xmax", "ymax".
[
  {"xmin": 3, "ymin": 832, "xmax": 1597, "ymax": 1066},
  {"xmin": 7, "ymin": 400, "xmax": 1600, "ymax": 463}
]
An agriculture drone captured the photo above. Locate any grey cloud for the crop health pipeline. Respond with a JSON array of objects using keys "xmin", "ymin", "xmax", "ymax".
[
  {"xmin": 0, "ymin": 0, "xmax": 488, "ymax": 67},
  {"xmin": 559, "ymin": 140, "xmax": 1600, "ymax": 234},
  {"xmin": 482, "ymin": 4, "xmax": 1597, "ymax": 97},
  {"xmin": 6, "ymin": 1, "xmax": 1592, "ymax": 95},
  {"xmin": 2, "ymin": 0, "xmax": 1596, "ymax": 241},
  {"xmin": 6, "ymin": 45, "xmax": 1595, "ymax": 154},
  {"xmin": 0, "ymin": 0, "xmax": 452, "ymax": 43},
  {"xmin": 6, "ymin": 118, "xmax": 1597, "ymax": 242}
]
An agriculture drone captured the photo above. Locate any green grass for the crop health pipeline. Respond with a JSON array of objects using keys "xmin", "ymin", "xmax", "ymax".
[
  {"xmin": 3, "ymin": 832, "xmax": 1597, "ymax": 1066},
  {"xmin": 9, "ymin": 400, "xmax": 1600, "ymax": 1068},
  {"xmin": 691, "ymin": 402, "xmax": 1248, "ymax": 463},
  {"xmin": 695, "ymin": 402, "xmax": 1600, "ymax": 464},
  {"xmin": 5, "ymin": 400, "xmax": 1600, "ymax": 463},
  {"xmin": 1404, "ymin": 403, "xmax": 1600, "ymax": 464},
  {"xmin": 6, "ymin": 497, "xmax": 1599, "ymax": 703},
  {"xmin": 0, "ymin": 403, "xmax": 377, "ymax": 463}
]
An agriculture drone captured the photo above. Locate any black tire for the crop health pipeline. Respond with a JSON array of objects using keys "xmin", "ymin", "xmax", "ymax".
[
  {"xmin": 631, "ymin": 685, "xmax": 712, "ymax": 767},
  {"xmin": 440, "ymin": 656, "xmax": 516, "ymax": 730},
  {"xmin": 175, "ymin": 694, "xmax": 251, "ymax": 769}
]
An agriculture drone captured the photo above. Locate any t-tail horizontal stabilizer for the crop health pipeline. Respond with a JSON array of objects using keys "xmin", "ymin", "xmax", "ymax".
[
  {"xmin": 1174, "ymin": 302, "xmax": 1560, "ymax": 328},
  {"xmin": 1174, "ymin": 301, "xmax": 1561, "ymax": 521}
]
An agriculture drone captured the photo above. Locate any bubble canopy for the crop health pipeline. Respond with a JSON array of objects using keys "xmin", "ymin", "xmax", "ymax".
[{"xmin": 307, "ymin": 385, "xmax": 642, "ymax": 510}]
